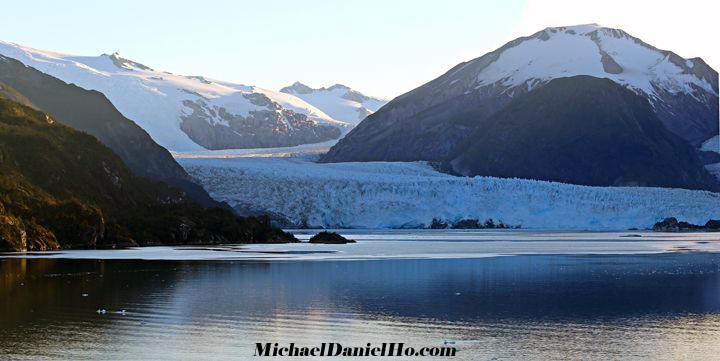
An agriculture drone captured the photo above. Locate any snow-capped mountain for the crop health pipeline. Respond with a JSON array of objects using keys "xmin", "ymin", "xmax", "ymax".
[
  {"xmin": 448, "ymin": 76, "xmax": 717, "ymax": 190},
  {"xmin": 280, "ymin": 82, "xmax": 387, "ymax": 124},
  {"xmin": 324, "ymin": 24, "xmax": 718, "ymax": 164},
  {"xmin": 0, "ymin": 42, "xmax": 349, "ymax": 151}
]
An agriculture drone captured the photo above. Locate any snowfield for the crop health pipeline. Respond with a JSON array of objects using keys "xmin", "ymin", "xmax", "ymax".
[
  {"xmin": 0, "ymin": 41, "xmax": 347, "ymax": 151},
  {"xmin": 702, "ymin": 135, "xmax": 719, "ymax": 153},
  {"xmin": 466, "ymin": 24, "xmax": 717, "ymax": 100},
  {"xmin": 280, "ymin": 82, "xmax": 387, "ymax": 124},
  {"xmin": 178, "ymin": 157, "xmax": 720, "ymax": 230}
]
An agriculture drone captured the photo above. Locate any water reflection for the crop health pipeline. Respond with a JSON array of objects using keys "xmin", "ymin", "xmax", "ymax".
[{"xmin": 1, "ymin": 254, "xmax": 720, "ymax": 359}]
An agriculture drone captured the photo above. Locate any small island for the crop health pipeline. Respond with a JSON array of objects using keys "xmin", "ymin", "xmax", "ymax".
[{"xmin": 308, "ymin": 231, "xmax": 356, "ymax": 244}]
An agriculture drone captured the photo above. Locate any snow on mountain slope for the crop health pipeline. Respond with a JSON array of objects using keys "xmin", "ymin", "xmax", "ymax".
[
  {"xmin": 324, "ymin": 24, "xmax": 718, "ymax": 165},
  {"xmin": 0, "ymin": 41, "xmax": 349, "ymax": 151},
  {"xmin": 445, "ymin": 24, "xmax": 718, "ymax": 147},
  {"xmin": 468, "ymin": 25, "xmax": 716, "ymax": 97},
  {"xmin": 178, "ymin": 157, "xmax": 720, "ymax": 229},
  {"xmin": 280, "ymin": 82, "xmax": 387, "ymax": 124},
  {"xmin": 703, "ymin": 135, "xmax": 720, "ymax": 180},
  {"xmin": 702, "ymin": 135, "xmax": 719, "ymax": 154}
]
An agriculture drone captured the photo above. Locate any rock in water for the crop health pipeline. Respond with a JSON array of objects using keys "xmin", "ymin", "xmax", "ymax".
[
  {"xmin": 705, "ymin": 220, "xmax": 720, "ymax": 231},
  {"xmin": 308, "ymin": 232, "xmax": 356, "ymax": 244},
  {"xmin": 653, "ymin": 218, "xmax": 680, "ymax": 232}
]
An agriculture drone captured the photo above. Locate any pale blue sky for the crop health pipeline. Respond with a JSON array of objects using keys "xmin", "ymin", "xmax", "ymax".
[{"xmin": 1, "ymin": 0, "xmax": 716, "ymax": 98}]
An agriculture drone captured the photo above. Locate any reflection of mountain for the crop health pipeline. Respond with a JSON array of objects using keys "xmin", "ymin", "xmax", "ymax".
[
  {"xmin": 3, "ymin": 255, "xmax": 720, "ymax": 358},
  {"xmin": 0, "ymin": 258, "xmax": 184, "ymax": 331},
  {"xmin": 3, "ymin": 255, "xmax": 720, "ymax": 327}
]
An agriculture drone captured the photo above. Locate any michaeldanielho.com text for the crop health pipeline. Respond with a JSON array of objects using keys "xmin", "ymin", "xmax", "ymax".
[{"xmin": 255, "ymin": 342, "xmax": 457, "ymax": 357}]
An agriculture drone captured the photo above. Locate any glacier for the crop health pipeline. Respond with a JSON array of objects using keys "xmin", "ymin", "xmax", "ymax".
[{"xmin": 178, "ymin": 157, "xmax": 720, "ymax": 230}]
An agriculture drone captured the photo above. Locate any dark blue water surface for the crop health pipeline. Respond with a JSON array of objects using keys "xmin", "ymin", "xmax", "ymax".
[{"xmin": 2, "ymin": 253, "xmax": 720, "ymax": 360}]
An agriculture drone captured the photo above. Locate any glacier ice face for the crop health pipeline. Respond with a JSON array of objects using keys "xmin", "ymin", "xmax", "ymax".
[{"xmin": 178, "ymin": 157, "xmax": 720, "ymax": 230}]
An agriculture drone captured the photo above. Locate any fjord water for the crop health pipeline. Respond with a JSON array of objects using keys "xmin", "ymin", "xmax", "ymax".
[{"xmin": 1, "ymin": 232, "xmax": 720, "ymax": 360}]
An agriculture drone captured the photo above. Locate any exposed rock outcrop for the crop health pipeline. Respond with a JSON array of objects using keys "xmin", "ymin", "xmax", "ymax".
[
  {"xmin": 322, "ymin": 25, "xmax": 718, "ymax": 174},
  {"xmin": 309, "ymin": 231, "xmax": 356, "ymax": 244},
  {"xmin": 653, "ymin": 217, "xmax": 720, "ymax": 232},
  {"xmin": 180, "ymin": 98, "xmax": 341, "ymax": 149},
  {"xmin": 430, "ymin": 218, "xmax": 514, "ymax": 229},
  {"xmin": 448, "ymin": 76, "xmax": 718, "ymax": 190}
]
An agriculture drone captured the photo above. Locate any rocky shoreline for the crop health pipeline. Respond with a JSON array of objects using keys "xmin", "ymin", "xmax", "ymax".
[{"xmin": 653, "ymin": 217, "xmax": 720, "ymax": 232}]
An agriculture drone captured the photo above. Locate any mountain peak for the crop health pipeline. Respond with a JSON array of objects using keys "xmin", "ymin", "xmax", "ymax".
[
  {"xmin": 279, "ymin": 82, "xmax": 388, "ymax": 124},
  {"xmin": 323, "ymin": 24, "xmax": 718, "ymax": 164},
  {"xmin": 282, "ymin": 82, "xmax": 354, "ymax": 94},
  {"xmin": 544, "ymin": 23, "xmax": 601, "ymax": 33},
  {"xmin": 280, "ymin": 81, "xmax": 314, "ymax": 94},
  {"xmin": 534, "ymin": 24, "xmax": 634, "ymax": 41},
  {"xmin": 103, "ymin": 52, "xmax": 153, "ymax": 71},
  {"xmin": 328, "ymin": 84, "xmax": 350, "ymax": 91}
]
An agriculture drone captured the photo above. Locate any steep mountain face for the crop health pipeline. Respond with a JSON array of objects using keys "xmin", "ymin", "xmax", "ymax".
[
  {"xmin": 322, "ymin": 24, "xmax": 718, "ymax": 163},
  {"xmin": 449, "ymin": 76, "xmax": 718, "ymax": 190},
  {"xmin": 0, "ymin": 96, "xmax": 296, "ymax": 251},
  {"xmin": 0, "ymin": 55, "xmax": 219, "ymax": 207},
  {"xmin": 702, "ymin": 135, "xmax": 720, "ymax": 180},
  {"xmin": 0, "ymin": 80, "xmax": 36, "ymax": 108},
  {"xmin": 280, "ymin": 82, "xmax": 387, "ymax": 124},
  {"xmin": 0, "ymin": 42, "xmax": 348, "ymax": 151}
]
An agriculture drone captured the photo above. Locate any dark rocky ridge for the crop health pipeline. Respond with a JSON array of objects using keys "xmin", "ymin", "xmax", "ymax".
[
  {"xmin": 0, "ymin": 55, "xmax": 221, "ymax": 208},
  {"xmin": 0, "ymin": 96, "xmax": 296, "ymax": 251},
  {"xmin": 322, "ymin": 25, "xmax": 718, "ymax": 165},
  {"xmin": 430, "ymin": 218, "xmax": 515, "ymax": 229},
  {"xmin": 653, "ymin": 217, "xmax": 720, "ymax": 232},
  {"xmin": 180, "ymin": 95, "xmax": 341, "ymax": 150},
  {"xmin": 449, "ymin": 76, "xmax": 718, "ymax": 190}
]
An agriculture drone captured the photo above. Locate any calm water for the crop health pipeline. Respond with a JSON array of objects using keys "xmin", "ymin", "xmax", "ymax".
[{"xmin": 2, "ymin": 232, "xmax": 720, "ymax": 360}]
